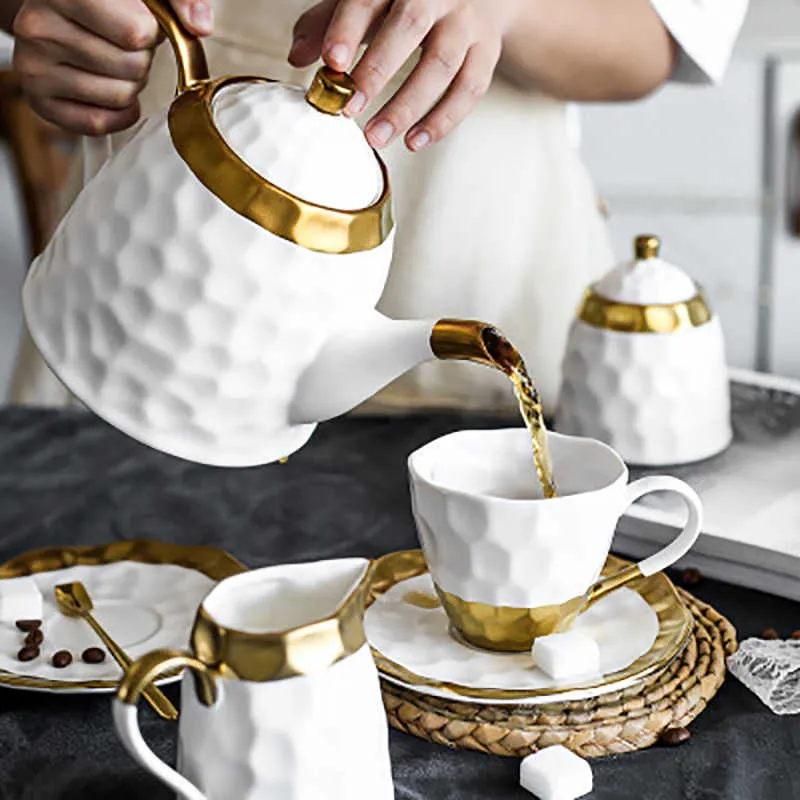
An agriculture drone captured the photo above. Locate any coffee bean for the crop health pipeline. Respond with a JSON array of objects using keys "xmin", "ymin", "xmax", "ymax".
[
  {"xmin": 15, "ymin": 619, "xmax": 41, "ymax": 632},
  {"xmin": 51, "ymin": 650, "xmax": 72, "ymax": 669},
  {"xmin": 659, "ymin": 726, "xmax": 691, "ymax": 746},
  {"xmin": 24, "ymin": 628, "xmax": 44, "ymax": 647},
  {"xmin": 81, "ymin": 647, "xmax": 106, "ymax": 664},
  {"xmin": 790, "ymin": 630, "xmax": 800, "ymax": 640},
  {"xmin": 762, "ymin": 628, "xmax": 780, "ymax": 640},
  {"xmin": 680, "ymin": 568, "xmax": 702, "ymax": 587},
  {"xmin": 17, "ymin": 645, "xmax": 39, "ymax": 662}
]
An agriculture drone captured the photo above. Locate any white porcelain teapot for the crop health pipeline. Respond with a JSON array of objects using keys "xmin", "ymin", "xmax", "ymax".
[{"xmin": 21, "ymin": 0, "xmax": 506, "ymax": 467}]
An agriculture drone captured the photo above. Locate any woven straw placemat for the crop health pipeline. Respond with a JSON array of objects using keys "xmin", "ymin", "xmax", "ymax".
[{"xmin": 382, "ymin": 588, "xmax": 737, "ymax": 758}]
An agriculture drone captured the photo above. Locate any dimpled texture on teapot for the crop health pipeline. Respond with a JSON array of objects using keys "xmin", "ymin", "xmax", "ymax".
[
  {"xmin": 22, "ymin": 111, "xmax": 394, "ymax": 466},
  {"xmin": 213, "ymin": 82, "xmax": 382, "ymax": 210}
]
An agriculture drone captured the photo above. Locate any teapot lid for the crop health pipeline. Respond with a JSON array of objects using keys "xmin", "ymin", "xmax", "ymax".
[
  {"xmin": 212, "ymin": 69, "xmax": 383, "ymax": 212},
  {"xmin": 166, "ymin": 62, "xmax": 392, "ymax": 254},
  {"xmin": 593, "ymin": 235, "xmax": 698, "ymax": 304}
]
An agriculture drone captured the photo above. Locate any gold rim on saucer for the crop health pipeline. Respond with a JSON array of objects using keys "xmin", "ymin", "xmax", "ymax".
[
  {"xmin": 0, "ymin": 539, "xmax": 247, "ymax": 692},
  {"xmin": 367, "ymin": 550, "xmax": 693, "ymax": 703}
]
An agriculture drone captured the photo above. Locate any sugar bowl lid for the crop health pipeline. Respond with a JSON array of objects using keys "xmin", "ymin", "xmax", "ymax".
[{"xmin": 578, "ymin": 235, "xmax": 712, "ymax": 334}]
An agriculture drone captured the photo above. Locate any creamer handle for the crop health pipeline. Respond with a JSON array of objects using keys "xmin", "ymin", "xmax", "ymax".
[{"xmin": 114, "ymin": 648, "xmax": 219, "ymax": 800}]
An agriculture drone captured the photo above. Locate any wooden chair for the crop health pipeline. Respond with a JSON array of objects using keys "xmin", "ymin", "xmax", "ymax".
[
  {"xmin": 0, "ymin": 68, "xmax": 78, "ymax": 407},
  {"xmin": 0, "ymin": 69, "xmax": 77, "ymax": 257}
]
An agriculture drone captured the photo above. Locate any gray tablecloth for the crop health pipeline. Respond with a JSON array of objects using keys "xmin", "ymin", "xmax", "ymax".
[{"xmin": 0, "ymin": 408, "xmax": 798, "ymax": 799}]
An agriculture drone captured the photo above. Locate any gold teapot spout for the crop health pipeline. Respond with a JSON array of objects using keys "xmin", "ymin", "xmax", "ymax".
[{"xmin": 430, "ymin": 318, "xmax": 524, "ymax": 375}]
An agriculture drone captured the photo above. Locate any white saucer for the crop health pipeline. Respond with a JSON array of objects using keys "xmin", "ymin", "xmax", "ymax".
[
  {"xmin": 366, "ymin": 550, "xmax": 693, "ymax": 706},
  {"xmin": 0, "ymin": 540, "xmax": 246, "ymax": 693}
]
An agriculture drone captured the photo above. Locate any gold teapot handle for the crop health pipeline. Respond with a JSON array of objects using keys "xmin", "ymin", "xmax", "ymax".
[{"xmin": 141, "ymin": 0, "xmax": 210, "ymax": 92}]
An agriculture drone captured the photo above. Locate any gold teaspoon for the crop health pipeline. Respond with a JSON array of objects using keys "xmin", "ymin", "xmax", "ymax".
[{"xmin": 54, "ymin": 581, "xmax": 178, "ymax": 721}]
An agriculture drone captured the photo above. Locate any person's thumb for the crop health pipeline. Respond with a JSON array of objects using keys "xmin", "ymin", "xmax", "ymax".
[{"xmin": 167, "ymin": 0, "xmax": 214, "ymax": 37}]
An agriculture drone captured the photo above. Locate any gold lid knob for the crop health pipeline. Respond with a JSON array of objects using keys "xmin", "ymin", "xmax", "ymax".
[
  {"xmin": 305, "ymin": 67, "xmax": 356, "ymax": 115},
  {"xmin": 634, "ymin": 234, "xmax": 661, "ymax": 260}
]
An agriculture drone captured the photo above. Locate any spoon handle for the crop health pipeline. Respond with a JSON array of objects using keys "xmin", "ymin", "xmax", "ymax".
[{"xmin": 83, "ymin": 613, "xmax": 179, "ymax": 722}]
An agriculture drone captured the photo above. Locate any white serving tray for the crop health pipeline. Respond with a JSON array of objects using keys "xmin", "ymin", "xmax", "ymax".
[{"xmin": 615, "ymin": 368, "xmax": 800, "ymax": 601}]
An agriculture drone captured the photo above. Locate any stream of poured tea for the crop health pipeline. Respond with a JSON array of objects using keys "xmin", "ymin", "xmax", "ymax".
[{"xmin": 483, "ymin": 330, "xmax": 558, "ymax": 499}]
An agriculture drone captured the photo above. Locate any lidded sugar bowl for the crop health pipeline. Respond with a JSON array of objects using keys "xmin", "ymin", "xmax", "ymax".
[{"xmin": 557, "ymin": 234, "xmax": 732, "ymax": 466}]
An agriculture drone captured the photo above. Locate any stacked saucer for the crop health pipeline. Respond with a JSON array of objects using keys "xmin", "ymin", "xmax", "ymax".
[{"xmin": 365, "ymin": 550, "xmax": 736, "ymax": 757}]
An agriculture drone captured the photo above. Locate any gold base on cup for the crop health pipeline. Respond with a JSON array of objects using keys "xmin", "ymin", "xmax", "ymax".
[
  {"xmin": 434, "ymin": 563, "xmax": 643, "ymax": 652},
  {"xmin": 434, "ymin": 585, "xmax": 584, "ymax": 652}
]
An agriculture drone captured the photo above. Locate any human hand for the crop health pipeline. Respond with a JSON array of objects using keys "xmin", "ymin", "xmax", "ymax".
[
  {"xmin": 289, "ymin": 0, "xmax": 518, "ymax": 152},
  {"xmin": 12, "ymin": 0, "xmax": 213, "ymax": 135}
]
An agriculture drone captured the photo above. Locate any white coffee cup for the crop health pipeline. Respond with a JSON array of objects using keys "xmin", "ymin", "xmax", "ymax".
[{"xmin": 408, "ymin": 428, "xmax": 702, "ymax": 651}]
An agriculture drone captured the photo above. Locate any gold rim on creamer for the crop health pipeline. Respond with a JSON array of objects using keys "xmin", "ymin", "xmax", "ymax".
[
  {"xmin": 366, "ymin": 550, "xmax": 693, "ymax": 702},
  {"xmin": 143, "ymin": 0, "xmax": 393, "ymax": 255},
  {"xmin": 187, "ymin": 561, "xmax": 375, "ymax": 682},
  {"xmin": 577, "ymin": 290, "xmax": 712, "ymax": 334},
  {"xmin": 117, "ymin": 560, "xmax": 376, "ymax": 708},
  {"xmin": 0, "ymin": 540, "xmax": 248, "ymax": 692}
]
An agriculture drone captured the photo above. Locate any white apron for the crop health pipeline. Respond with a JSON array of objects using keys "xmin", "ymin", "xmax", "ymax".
[{"xmin": 9, "ymin": 0, "xmax": 612, "ymax": 416}]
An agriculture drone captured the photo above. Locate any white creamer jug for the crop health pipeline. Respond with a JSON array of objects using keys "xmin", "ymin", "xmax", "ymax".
[{"xmin": 113, "ymin": 558, "xmax": 393, "ymax": 800}]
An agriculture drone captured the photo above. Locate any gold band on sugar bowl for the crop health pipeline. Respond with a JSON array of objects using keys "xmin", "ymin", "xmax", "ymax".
[
  {"xmin": 143, "ymin": 0, "xmax": 393, "ymax": 255},
  {"xmin": 577, "ymin": 290, "xmax": 712, "ymax": 334}
]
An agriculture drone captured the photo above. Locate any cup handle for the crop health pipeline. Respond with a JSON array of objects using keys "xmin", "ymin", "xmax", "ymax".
[
  {"xmin": 140, "ymin": 0, "xmax": 210, "ymax": 92},
  {"xmin": 113, "ymin": 649, "xmax": 218, "ymax": 800},
  {"xmin": 586, "ymin": 476, "xmax": 703, "ymax": 608}
]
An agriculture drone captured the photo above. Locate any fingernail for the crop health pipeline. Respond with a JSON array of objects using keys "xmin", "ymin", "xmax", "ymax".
[
  {"xmin": 190, "ymin": 2, "xmax": 213, "ymax": 33},
  {"xmin": 408, "ymin": 129, "xmax": 431, "ymax": 151},
  {"xmin": 326, "ymin": 43, "xmax": 350, "ymax": 69},
  {"xmin": 288, "ymin": 35, "xmax": 306, "ymax": 60},
  {"xmin": 344, "ymin": 91, "xmax": 366, "ymax": 117},
  {"xmin": 367, "ymin": 120, "xmax": 394, "ymax": 148}
]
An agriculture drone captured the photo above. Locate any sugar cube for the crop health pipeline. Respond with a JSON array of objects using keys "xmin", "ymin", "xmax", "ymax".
[
  {"xmin": 520, "ymin": 745, "xmax": 593, "ymax": 800},
  {"xmin": 531, "ymin": 630, "xmax": 601, "ymax": 680},
  {"xmin": 0, "ymin": 577, "xmax": 43, "ymax": 624}
]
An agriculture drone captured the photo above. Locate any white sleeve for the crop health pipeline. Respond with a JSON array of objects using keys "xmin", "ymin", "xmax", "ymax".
[{"xmin": 649, "ymin": 0, "xmax": 749, "ymax": 85}]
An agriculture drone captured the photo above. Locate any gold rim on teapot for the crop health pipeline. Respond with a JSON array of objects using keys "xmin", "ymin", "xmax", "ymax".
[{"xmin": 142, "ymin": 0, "xmax": 393, "ymax": 255}]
